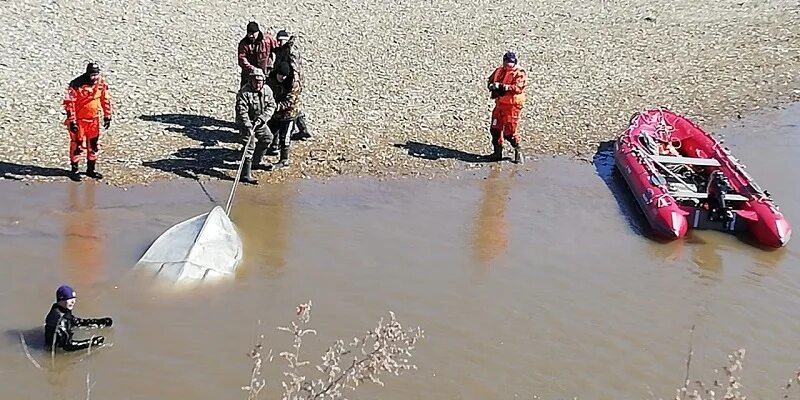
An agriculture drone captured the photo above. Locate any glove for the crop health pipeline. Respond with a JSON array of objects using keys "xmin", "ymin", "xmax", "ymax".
[
  {"xmin": 69, "ymin": 121, "xmax": 79, "ymax": 134},
  {"xmin": 502, "ymin": 84, "xmax": 511, "ymax": 92},
  {"xmin": 91, "ymin": 336, "xmax": 105, "ymax": 347},
  {"xmin": 103, "ymin": 117, "xmax": 111, "ymax": 129},
  {"xmin": 100, "ymin": 317, "xmax": 113, "ymax": 327}
]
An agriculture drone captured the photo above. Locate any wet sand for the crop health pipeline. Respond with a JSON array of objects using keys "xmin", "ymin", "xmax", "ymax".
[{"xmin": 0, "ymin": 104, "xmax": 798, "ymax": 399}]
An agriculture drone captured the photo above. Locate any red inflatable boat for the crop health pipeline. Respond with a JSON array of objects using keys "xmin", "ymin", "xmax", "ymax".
[{"xmin": 614, "ymin": 108, "xmax": 791, "ymax": 247}]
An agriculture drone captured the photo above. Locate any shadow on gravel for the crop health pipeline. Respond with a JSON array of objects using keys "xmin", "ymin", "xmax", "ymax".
[
  {"xmin": 142, "ymin": 147, "xmax": 243, "ymax": 182},
  {"xmin": 139, "ymin": 113, "xmax": 240, "ymax": 147},
  {"xmin": 394, "ymin": 141, "xmax": 493, "ymax": 163},
  {"xmin": 1, "ymin": 162, "xmax": 71, "ymax": 180},
  {"xmin": 139, "ymin": 113, "xmax": 246, "ymax": 181}
]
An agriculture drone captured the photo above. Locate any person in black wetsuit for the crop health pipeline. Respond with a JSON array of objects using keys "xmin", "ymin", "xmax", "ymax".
[{"xmin": 44, "ymin": 285, "xmax": 113, "ymax": 352}]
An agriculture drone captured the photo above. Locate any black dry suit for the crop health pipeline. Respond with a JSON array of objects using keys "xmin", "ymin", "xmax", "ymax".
[{"xmin": 44, "ymin": 303, "xmax": 111, "ymax": 352}]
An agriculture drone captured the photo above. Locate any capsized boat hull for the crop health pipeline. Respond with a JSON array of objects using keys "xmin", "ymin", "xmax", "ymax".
[{"xmin": 134, "ymin": 205, "xmax": 243, "ymax": 285}]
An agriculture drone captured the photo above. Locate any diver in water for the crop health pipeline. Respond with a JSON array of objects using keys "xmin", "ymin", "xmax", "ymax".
[{"xmin": 44, "ymin": 285, "xmax": 113, "ymax": 352}]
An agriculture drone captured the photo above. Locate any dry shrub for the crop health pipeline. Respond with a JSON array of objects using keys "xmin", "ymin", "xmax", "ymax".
[
  {"xmin": 242, "ymin": 300, "xmax": 424, "ymax": 399},
  {"xmin": 676, "ymin": 348, "xmax": 747, "ymax": 400}
]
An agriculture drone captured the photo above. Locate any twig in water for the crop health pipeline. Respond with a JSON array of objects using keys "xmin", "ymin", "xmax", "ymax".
[
  {"xmin": 85, "ymin": 372, "xmax": 95, "ymax": 400},
  {"xmin": 196, "ymin": 176, "xmax": 217, "ymax": 204},
  {"xmin": 242, "ymin": 320, "xmax": 269, "ymax": 400},
  {"xmin": 680, "ymin": 324, "xmax": 696, "ymax": 400},
  {"xmin": 18, "ymin": 332, "xmax": 42, "ymax": 370}
]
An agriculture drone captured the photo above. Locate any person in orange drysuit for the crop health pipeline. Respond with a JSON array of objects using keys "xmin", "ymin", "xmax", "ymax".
[
  {"xmin": 63, "ymin": 62, "xmax": 112, "ymax": 182},
  {"xmin": 486, "ymin": 51, "xmax": 527, "ymax": 164}
]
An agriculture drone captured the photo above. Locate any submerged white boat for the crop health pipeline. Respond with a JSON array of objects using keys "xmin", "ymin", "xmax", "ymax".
[{"xmin": 134, "ymin": 206, "xmax": 243, "ymax": 286}]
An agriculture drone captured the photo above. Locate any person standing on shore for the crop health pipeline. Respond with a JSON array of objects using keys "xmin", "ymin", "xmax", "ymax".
[
  {"xmin": 486, "ymin": 51, "xmax": 527, "ymax": 164},
  {"xmin": 44, "ymin": 285, "xmax": 113, "ymax": 352},
  {"xmin": 238, "ymin": 21, "xmax": 278, "ymax": 88},
  {"xmin": 266, "ymin": 62, "xmax": 302, "ymax": 170},
  {"xmin": 273, "ymin": 30, "xmax": 312, "ymax": 141},
  {"xmin": 236, "ymin": 69, "xmax": 276, "ymax": 185},
  {"xmin": 63, "ymin": 62, "xmax": 112, "ymax": 181}
]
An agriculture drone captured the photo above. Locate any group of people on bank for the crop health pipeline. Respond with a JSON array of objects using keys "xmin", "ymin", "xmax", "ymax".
[{"xmin": 59, "ymin": 21, "xmax": 528, "ymax": 185}]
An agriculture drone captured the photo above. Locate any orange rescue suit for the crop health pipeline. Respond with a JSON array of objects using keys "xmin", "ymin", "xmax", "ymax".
[
  {"xmin": 487, "ymin": 65, "xmax": 527, "ymax": 147},
  {"xmin": 63, "ymin": 77, "xmax": 111, "ymax": 162}
]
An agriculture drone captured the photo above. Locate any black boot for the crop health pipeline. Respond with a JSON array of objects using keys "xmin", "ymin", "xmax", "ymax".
[
  {"xmin": 85, "ymin": 160, "xmax": 103, "ymax": 180},
  {"xmin": 252, "ymin": 142, "xmax": 269, "ymax": 170},
  {"xmin": 69, "ymin": 162, "xmax": 82, "ymax": 182},
  {"xmin": 266, "ymin": 143, "xmax": 279, "ymax": 156},
  {"xmin": 513, "ymin": 146, "xmax": 524, "ymax": 164},
  {"xmin": 485, "ymin": 144, "xmax": 502, "ymax": 162},
  {"xmin": 272, "ymin": 148, "xmax": 291, "ymax": 170},
  {"xmin": 292, "ymin": 114, "xmax": 312, "ymax": 141},
  {"xmin": 240, "ymin": 158, "xmax": 259, "ymax": 185}
]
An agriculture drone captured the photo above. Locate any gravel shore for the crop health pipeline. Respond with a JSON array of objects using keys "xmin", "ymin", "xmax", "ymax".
[{"xmin": 1, "ymin": 0, "xmax": 798, "ymax": 186}]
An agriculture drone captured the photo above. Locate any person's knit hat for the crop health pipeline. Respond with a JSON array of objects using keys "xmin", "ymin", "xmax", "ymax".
[
  {"xmin": 503, "ymin": 51, "xmax": 517, "ymax": 64},
  {"xmin": 275, "ymin": 62, "xmax": 292, "ymax": 77},
  {"xmin": 249, "ymin": 68, "xmax": 265, "ymax": 79},
  {"xmin": 56, "ymin": 285, "xmax": 77, "ymax": 301},
  {"xmin": 85, "ymin": 62, "xmax": 100, "ymax": 74},
  {"xmin": 276, "ymin": 30, "xmax": 290, "ymax": 40},
  {"xmin": 247, "ymin": 21, "xmax": 260, "ymax": 34}
]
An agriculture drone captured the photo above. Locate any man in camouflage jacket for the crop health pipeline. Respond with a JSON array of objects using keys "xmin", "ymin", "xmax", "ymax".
[
  {"xmin": 265, "ymin": 62, "xmax": 302, "ymax": 170},
  {"xmin": 273, "ymin": 30, "xmax": 312, "ymax": 141},
  {"xmin": 236, "ymin": 69, "xmax": 276, "ymax": 184}
]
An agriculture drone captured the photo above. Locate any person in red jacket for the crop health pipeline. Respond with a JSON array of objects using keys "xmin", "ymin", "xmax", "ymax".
[
  {"xmin": 63, "ymin": 62, "xmax": 112, "ymax": 181},
  {"xmin": 238, "ymin": 21, "xmax": 278, "ymax": 87},
  {"xmin": 486, "ymin": 51, "xmax": 527, "ymax": 164}
]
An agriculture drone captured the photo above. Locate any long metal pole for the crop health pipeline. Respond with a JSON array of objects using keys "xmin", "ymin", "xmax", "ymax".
[{"xmin": 225, "ymin": 134, "xmax": 253, "ymax": 215}]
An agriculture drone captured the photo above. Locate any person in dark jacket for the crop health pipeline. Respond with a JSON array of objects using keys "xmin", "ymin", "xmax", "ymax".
[
  {"xmin": 238, "ymin": 21, "xmax": 279, "ymax": 87},
  {"xmin": 266, "ymin": 62, "xmax": 302, "ymax": 169},
  {"xmin": 273, "ymin": 30, "xmax": 312, "ymax": 141},
  {"xmin": 44, "ymin": 285, "xmax": 113, "ymax": 352},
  {"xmin": 235, "ymin": 68, "xmax": 276, "ymax": 184}
]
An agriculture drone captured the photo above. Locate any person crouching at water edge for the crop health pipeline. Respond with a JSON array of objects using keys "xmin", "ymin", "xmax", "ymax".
[
  {"xmin": 63, "ymin": 62, "xmax": 112, "ymax": 182},
  {"xmin": 236, "ymin": 68, "xmax": 277, "ymax": 185},
  {"xmin": 486, "ymin": 51, "xmax": 527, "ymax": 164},
  {"xmin": 265, "ymin": 61, "xmax": 302, "ymax": 170},
  {"xmin": 45, "ymin": 285, "xmax": 113, "ymax": 352}
]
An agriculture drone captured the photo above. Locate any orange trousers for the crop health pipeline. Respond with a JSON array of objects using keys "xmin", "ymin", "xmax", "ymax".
[
  {"xmin": 69, "ymin": 118, "xmax": 101, "ymax": 163},
  {"xmin": 490, "ymin": 104, "xmax": 522, "ymax": 147}
]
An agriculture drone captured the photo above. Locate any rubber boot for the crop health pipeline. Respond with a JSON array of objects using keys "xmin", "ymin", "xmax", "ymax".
[
  {"xmin": 85, "ymin": 160, "xmax": 103, "ymax": 180},
  {"xmin": 292, "ymin": 114, "xmax": 312, "ymax": 141},
  {"xmin": 252, "ymin": 142, "xmax": 269, "ymax": 170},
  {"xmin": 266, "ymin": 142, "xmax": 279, "ymax": 156},
  {"xmin": 272, "ymin": 148, "xmax": 290, "ymax": 170},
  {"xmin": 513, "ymin": 146, "xmax": 524, "ymax": 165},
  {"xmin": 485, "ymin": 144, "xmax": 502, "ymax": 162},
  {"xmin": 69, "ymin": 162, "xmax": 82, "ymax": 182},
  {"xmin": 240, "ymin": 159, "xmax": 259, "ymax": 185}
]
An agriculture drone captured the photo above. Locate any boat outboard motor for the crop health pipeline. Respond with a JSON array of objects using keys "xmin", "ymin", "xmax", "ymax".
[{"xmin": 706, "ymin": 171, "xmax": 734, "ymax": 222}]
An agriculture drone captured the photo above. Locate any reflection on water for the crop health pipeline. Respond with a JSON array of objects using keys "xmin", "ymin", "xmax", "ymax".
[
  {"xmin": 232, "ymin": 181, "xmax": 297, "ymax": 278},
  {"xmin": 62, "ymin": 183, "xmax": 104, "ymax": 288},
  {"xmin": 470, "ymin": 167, "xmax": 514, "ymax": 266}
]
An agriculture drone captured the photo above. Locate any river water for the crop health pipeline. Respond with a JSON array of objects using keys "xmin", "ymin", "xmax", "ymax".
[{"xmin": 1, "ymin": 104, "xmax": 798, "ymax": 399}]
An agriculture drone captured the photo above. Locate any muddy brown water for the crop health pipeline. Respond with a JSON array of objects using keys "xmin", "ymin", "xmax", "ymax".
[{"xmin": 1, "ymin": 104, "xmax": 799, "ymax": 399}]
